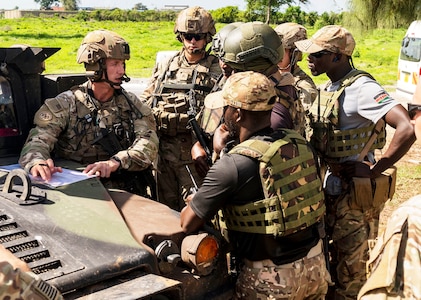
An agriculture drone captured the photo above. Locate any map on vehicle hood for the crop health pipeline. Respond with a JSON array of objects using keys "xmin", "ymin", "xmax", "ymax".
[{"xmin": 0, "ymin": 164, "xmax": 96, "ymax": 188}]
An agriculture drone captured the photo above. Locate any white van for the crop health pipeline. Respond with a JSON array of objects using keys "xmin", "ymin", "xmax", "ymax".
[{"xmin": 397, "ymin": 20, "xmax": 421, "ymax": 101}]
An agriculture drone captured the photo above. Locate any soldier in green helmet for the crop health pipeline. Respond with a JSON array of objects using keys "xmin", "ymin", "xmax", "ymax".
[
  {"xmin": 19, "ymin": 29, "xmax": 159, "ymax": 198},
  {"xmin": 181, "ymin": 71, "xmax": 330, "ymax": 299},
  {"xmin": 192, "ymin": 22, "xmax": 307, "ymax": 178}
]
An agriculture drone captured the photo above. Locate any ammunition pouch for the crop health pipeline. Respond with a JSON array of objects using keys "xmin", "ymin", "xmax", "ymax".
[
  {"xmin": 349, "ymin": 166, "xmax": 397, "ymax": 211},
  {"xmin": 153, "ymin": 93, "xmax": 192, "ymax": 136}
]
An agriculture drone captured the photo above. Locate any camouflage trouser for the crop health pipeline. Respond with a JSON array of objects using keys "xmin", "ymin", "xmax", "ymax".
[
  {"xmin": 326, "ymin": 192, "xmax": 382, "ymax": 300},
  {"xmin": 234, "ymin": 240, "xmax": 330, "ymax": 299},
  {"xmin": 155, "ymin": 133, "xmax": 203, "ymax": 211}
]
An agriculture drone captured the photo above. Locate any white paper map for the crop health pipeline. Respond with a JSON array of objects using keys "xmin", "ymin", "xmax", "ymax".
[{"xmin": 0, "ymin": 164, "xmax": 96, "ymax": 188}]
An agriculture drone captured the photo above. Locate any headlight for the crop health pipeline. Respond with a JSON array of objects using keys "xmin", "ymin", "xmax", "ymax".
[{"xmin": 181, "ymin": 232, "xmax": 219, "ymax": 276}]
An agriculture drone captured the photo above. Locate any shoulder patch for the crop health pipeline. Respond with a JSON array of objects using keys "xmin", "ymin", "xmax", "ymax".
[{"xmin": 374, "ymin": 91, "xmax": 391, "ymax": 104}]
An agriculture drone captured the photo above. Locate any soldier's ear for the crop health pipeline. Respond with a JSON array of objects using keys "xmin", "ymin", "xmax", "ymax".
[{"xmin": 235, "ymin": 108, "xmax": 242, "ymax": 122}]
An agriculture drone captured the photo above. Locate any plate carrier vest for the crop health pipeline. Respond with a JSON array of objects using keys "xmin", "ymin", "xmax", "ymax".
[
  {"xmin": 309, "ymin": 69, "xmax": 386, "ymax": 160},
  {"xmin": 220, "ymin": 129, "xmax": 325, "ymax": 237}
]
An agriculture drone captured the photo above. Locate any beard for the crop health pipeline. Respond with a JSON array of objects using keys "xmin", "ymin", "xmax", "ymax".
[{"xmin": 225, "ymin": 119, "xmax": 238, "ymax": 139}]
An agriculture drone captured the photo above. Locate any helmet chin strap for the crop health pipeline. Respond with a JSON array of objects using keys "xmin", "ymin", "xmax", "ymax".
[{"xmin": 98, "ymin": 71, "xmax": 131, "ymax": 89}]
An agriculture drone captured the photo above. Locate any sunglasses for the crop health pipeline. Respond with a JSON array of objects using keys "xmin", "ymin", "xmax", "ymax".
[
  {"xmin": 309, "ymin": 50, "xmax": 332, "ymax": 58},
  {"xmin": 408, "ymin": 103, "xmax": 421, "ymax": 119},
  {"xmin": 182, "ymin": 33, "xmax": 207, "ymax": 41}
]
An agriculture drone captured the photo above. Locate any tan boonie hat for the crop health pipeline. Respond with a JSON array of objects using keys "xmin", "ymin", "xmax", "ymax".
[
  {"xmin": 222, "ymin": 71, "xmax": 276, "ymax": 111},
  {"xmin": 295, "ymin": 25, "xmax": 355, "ymax": 56},
  {"xmin": 274, "ymin": 22, "xmax": 307, "ymax": 49}
]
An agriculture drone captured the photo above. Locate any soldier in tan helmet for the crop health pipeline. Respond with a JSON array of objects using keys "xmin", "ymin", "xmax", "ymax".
[
  {"xmin": 274, "ymin": 22, "xmax": 317, "ymax": 111},
  {"xmin": 19, "ymin": 29, "xmax": 159, "ymax": 198},
  {"xmin": 139, "ymin": 6, "xmax": 221, "ymax": 211},
  {"xmin": 181, "ymin": 71, "xmax": 330, "ymax": 299}
]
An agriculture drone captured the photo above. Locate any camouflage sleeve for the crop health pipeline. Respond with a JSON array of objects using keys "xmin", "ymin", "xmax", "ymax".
[
  {"xmin": 19, "ymin": 91, "xmax": 73, "ymax": 172},
  {"xmin": 296, "ymin": 77, "xmax": 318, "ymax": 111},
  {"xmin": 0, "ymin": 261, "xmax": 63, "ymax": 300},
  {"xmin": 113, "ymin": 94, "xmax": 159, "ymax": 172}
]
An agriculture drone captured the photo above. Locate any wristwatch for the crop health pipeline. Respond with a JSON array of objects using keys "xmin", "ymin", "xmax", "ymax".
[{"xmin": 111, "ymin": 156, "xmax": 122, "ymax": 170}]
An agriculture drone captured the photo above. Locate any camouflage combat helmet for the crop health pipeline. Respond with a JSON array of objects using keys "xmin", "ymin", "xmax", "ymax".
[
  {"xmin": 174, "ymin": 6, "xmax": 216, "ymax": 43},
  {"xmin": 274, "ymin": 22, "xmax": 307, "ymax": 49},
  {"xmin": 76, "ymin": 29, "xmax": 130, "ymax": 81},
  {"xmin": 222, "ymin": 71, "xmax": 276, "ymax": 112},
  {"xmin": 221, "ymin": 22, "xmax": 284, "ymax": 71},
  {"xmin": 211, "ymin": 22, "xmax": 243, "ymax": 57}
]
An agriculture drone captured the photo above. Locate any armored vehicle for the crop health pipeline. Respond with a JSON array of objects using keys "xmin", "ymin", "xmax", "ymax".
[{"xmin": 0, "ymin": 46, "xmax": 234, "ymax": 299}]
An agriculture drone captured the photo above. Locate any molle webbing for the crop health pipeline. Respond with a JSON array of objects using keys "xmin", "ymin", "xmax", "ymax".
[
  {"xmin": 309, "ymin": 69, "xmax": 386, "ymax": 158},
  {"xmin": 325, "ymin": 122, "xmax": 386, "ymax": 158},
  {"xmin": 222, "ymin": 130, "xmax": 325, "ymax": 237}
]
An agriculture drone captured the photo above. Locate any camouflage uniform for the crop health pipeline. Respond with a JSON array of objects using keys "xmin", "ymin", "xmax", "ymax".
[
  {"xmin": 0, "ymin": 261, "xmax": 63, "ymax": 300},
  {"xmin": 235, "ymin": 241, "xmax": 329, "ymax": 300},
  {"xmin": 293, "ymin": 66, "xmax": 317, "ymax": 112},
  {"xmin": 19, "ymin": 81, "xmax": 159, "ymax": 194},
  {"xmin": 19, "ymin": 29, "xmax": 159, "ymax": 197},
  {"xmin": 358, "ymin": 195, "xmax": 421, "ymax": 300},
  {"xmin": 140, "ymin": 7, "xmax": 221, "ymax": 211}
]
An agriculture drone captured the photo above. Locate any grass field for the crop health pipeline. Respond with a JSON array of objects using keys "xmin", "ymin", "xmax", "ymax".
[{"xmin": 0, "ymin": 17, "xmax": 408, "ymax": 88}]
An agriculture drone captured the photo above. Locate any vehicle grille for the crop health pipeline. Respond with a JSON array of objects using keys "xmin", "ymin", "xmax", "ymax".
[{"xmin": 0, "ymin": 210, "xmax": 63, "ymax": 275}]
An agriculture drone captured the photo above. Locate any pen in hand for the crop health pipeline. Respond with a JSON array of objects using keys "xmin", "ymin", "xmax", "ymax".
[{"xmin": 31, "ymin": 159, "xmax": 62, "ymax": 181}]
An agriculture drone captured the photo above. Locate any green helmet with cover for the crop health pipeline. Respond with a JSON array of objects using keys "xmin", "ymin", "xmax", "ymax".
[
  {"xmin": 221, "ymin": 22, "xmax": 284, "ymax": 71},
  {"xmin": 76, "ymin": 29, "xmax": 130, "ymax": 81},
  {"xmin": 174, "ymin": 6, "xmax": 216, "ymax": 43}
]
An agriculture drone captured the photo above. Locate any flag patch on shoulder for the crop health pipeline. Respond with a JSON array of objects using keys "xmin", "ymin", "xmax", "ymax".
[{"xmin": 374, "ymin": 92, "xmax": 390, "ymax": 104}]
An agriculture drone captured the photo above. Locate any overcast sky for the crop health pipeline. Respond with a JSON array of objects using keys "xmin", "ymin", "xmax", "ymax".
[{"xmin": 3, "ymin": 0, "xmax": 349, "ymax": 14}]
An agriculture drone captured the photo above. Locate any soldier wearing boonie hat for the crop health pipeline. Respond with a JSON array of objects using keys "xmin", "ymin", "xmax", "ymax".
[
  {"xmin": 295, "ymin": 24, "xmax": 355, "ymax": 56},
  {"xmin": 181, "ymin": 70, "xmax": 330, "ymax": 300},
  {"xmin": 222, "ymin": 71, "xmax": 276, "ymax": 111},
  {"xmin": 296, "ymin": 24, "xmax": 415, "ymax": 300}
]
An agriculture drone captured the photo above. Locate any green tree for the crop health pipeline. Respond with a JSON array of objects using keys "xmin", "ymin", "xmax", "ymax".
[
  {"xmin": 61, "ymin": 0, "xmax": 79, "ymax": 10},
  {"xmin": 245, "ymin": 0, "xmax": 308, "ymax": 24},
  {"xmin": 346, "ymin": 0, "xmax": 421, "ymax": 30},
  {"xmin": 211, "ymin": 6, "xmax": 240, "ymax": 23},
  {"xmin": 34, "ymin": 0, "xmax": 58, "ymax": 10},
  {"xmin": 134, "ymin": 3, "xmax": 148, "ymax": 11}
]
